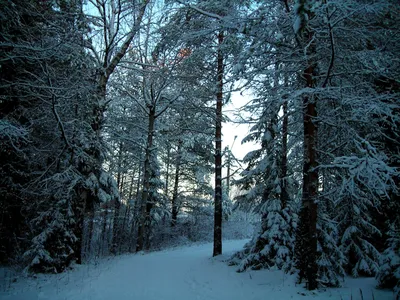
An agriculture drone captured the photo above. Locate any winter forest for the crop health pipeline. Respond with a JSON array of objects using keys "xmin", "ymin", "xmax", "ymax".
[{"xmin": 0, "ymin": 0, "xmax": 399, "ymax": 299}]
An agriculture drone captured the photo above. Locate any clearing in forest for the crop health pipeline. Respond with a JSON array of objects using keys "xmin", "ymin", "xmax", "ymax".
[{"xmin": 0, "ymin": 240, "xmax": 393, "ymax": 300}]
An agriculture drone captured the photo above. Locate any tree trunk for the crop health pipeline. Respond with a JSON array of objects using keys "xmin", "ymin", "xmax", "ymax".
[
  {"xmin": 171, "ymin": 140, "xmax": 182, "ymax": 227},
  {"xmin": 85, "ymin": 210, "xmax": 95, "ymax": 260},
  {"xmin": 119, "ymin": 202, "xmax": 130, "ymax": 253},
  {"xmin": 120, "ymin": 174, "xmax": 125, "ymax": 193},
  {"xmin": 280, "ymin": 97, "xmax": 289, "ymax": 209},
  {"xmin": 144, "ymin": 200, "xmax": 153, "ymax": 251},
  {"xmin": 74, "ymin": 189, "xmax": 86, "ymax": 264},
  {"xmin": 129, "ymin": 163, "xmax": 142, "ymax": 252},
  {"xmin": 128, "ymin": 170, "xmax": 136, "ymax": 200},
  {"xmin": 79, "ymin": 190, "xmax": 95, "ymax": 263},
  {"xmin": 136, "ymin": 159, "xmax": 142, "ymax": 199},
  {"xmin": 111, "ymin": 142, "xmax": 124, "ymax": 254},
  {"xmin": 213, "ymin": 31, "xmax": 224, "ymax": 257},
  {"xmin": 136, "ymin": 106, "xmax": 156, "ymax": 252},
  {"xmin": 226, "ymin": 148, "xmax": 231, "ymax": 199},
  {"xmin": 100, "ymin": 201, "xmax": 109, "ymax": 256},
  {"xmin": 297, "ymin": 27, "xmax": 319, "ymax": 290},
  {"xmin": 110, "ymin": 200, "xmax": 120, "ymax": 255},
  {"xmin": 301, "ymin": 92, "xmax": 318, "ymax": 291},
  {"xmin": 165, "ymin": 146, "xmax": 171, "ymax": 198}
]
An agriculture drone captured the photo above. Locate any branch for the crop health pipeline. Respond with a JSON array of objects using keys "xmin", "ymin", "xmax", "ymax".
[
  {"xmin": 321, "ymin": 4, "xmax": 335, "ymax": 88},
  {"xmin": 44, "ymin": 64, "xmax": 71, "ymax": 149},
  {"xmin": 104, "ymin": 0, "xmax": 150, "ymax": 80},
  {"xmin": 176, "ymin": 0, "xmax": 224, "ymax": 21},
  {"xmin": 155, "ymin": 94, "xmax": 181, "ymax": 119},
  {"xmin": 120, "ymin": 86, "xmax": 149, "ymax": 116}
]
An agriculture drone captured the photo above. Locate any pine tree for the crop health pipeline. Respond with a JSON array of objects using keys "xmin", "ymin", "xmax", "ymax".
[{"xmin": 377, "ymin": 218, "xmax": 400, "ymax": 297}]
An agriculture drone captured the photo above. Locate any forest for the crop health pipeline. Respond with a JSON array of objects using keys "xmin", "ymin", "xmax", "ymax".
[{"xmin": 0, "ymin": 0, "xmax": 399, "ymax": 297}]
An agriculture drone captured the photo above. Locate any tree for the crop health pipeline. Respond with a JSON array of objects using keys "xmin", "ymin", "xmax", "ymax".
[
  {"xmin": 81, "ymin": 0, "xmax": 151, "ymax": 256},
  {"xmin": 228, "ymin": 0, "xmax": 301, "ymax": 276},
  {"xmin": 230, "ymin": 0, "xmax": 399, "ymax": 291},
  {"xmin": 0, "ymin": 0, "xmax": 99, "ymax": 271},
  {"xmin": 213, "ymin": 29, "xmax": 224, "ymax": 256},
  {"xmin": 167, "ymin": 0, "xmax": 247, "ymax": 256}
]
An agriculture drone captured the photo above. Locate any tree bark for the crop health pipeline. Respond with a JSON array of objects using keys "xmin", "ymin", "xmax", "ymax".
[
  {"xmin": 213, "ymin": 30, "xmax": 224, "ymax": 257},
  {"xmin": 280, "ymin": 96, "xmax": 289, "ymax": 209},
  {"xmin": 119, "ymin": 202, "xmax": 130, "ymax": 253},
  {"xmin": 299, "ymin": 27, "xmax": 319, "ymax": 290},
  {"xmin": 110, "ymin": 199, "xmax": 120, "ymax": 255},
  {"xmin": 136, "ymin": 160, "xmax": 142, "ymax": 199},
  {"xmin": 171, "ymin": 140, "xmax": 183, "ymax": 227},
  {"xmin": 128, "ymin": 170, "xmax": 136, "ymax": 200},
  {"xmin": 144, "ymin": 200, "xmax": 153, "ymax": 251},
  {"xmin": 165, "ymin": 146, "xmax": 171, "ymax": 198},
  {"xmin": 100, "ymin": 202, "xmax": 109, "ymax": 256},
  {"xmin": 129, "ymin": 161, "xmax": 142, "ymax": 252},
  {"xmin": 136, "ymin": 105, "xmax": 156, "ymax": 252},
  {"xmin": 117, "ymin": 142, "xmax": 123, "ymax": 188},
  {"xmin": 111, "ymin": 142, "xmax": 124, "ymax": 254}
]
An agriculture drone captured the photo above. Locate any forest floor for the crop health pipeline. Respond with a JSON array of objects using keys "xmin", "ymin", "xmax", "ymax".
[{"xmin": 0, "ymin": 240, "xmax": 395, "ymax": 300}]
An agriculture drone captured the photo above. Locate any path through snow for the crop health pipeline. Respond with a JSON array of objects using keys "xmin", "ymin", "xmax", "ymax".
[{"xmin": 0, "ymin": 240, "xmax": 394, "ymax": 300}]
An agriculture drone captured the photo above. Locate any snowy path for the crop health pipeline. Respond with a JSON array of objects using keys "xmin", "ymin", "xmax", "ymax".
[{"xmin": 0, "ymin": 240, "xmax": 394, "ymax": 300}]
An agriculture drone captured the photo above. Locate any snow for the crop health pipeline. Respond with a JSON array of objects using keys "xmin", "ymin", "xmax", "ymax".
[
  {"xmin": 0, "ymin": 240, "xmax": 395, "ymax": 300},
  {"xmin": 293, "ymin": 16, "xmax": 302, "ymax": 34}
]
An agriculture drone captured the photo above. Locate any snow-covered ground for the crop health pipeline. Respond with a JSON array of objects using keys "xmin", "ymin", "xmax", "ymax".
[{"xmin": 0, "ymin": 240, "xmax": 395, "ymax": 300}]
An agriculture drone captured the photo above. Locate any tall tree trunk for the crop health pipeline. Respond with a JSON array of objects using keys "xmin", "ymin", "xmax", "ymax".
[
  {"xmin": 74, "ymin": 189, "xmax": 87, "ymax": 264},
  {"xmin": 117, "ymin": 146, "xmax": 122, "ymax": 188},
  {"xmin": 165, "ymin": 146, "xmax": 171, "ymax": 198},
  {"xmin": 110, "ymin": 200, "xmax": 120, "ymax": 255},
  {"xmin": 136, "ymin": 106, "xmax": 156, "ymax": 252},
  {"xmin": 119, "ymin": 204, "xmax": 130, "ymax": 253},
  {"xmin": 136, "ymin": 159, "xmax": 143, "ymax": 199},
  {"xmin": 129, "ymin": 162, "xmax": 142, "ymax": 252},
  {"xmin": 144, "ymin": 200, "xmax": 153, "ymax": 251},
  {"xmin": 280, "ymin": 96, "xmax": 289, "ymax": 209},
  {"xmin": 120, "ymin": 174, "xmax": 125, "ymax": 193},
  {"xmin": 171, "ymin": 140, "xmax": 182, "ymax": 227},
  {"xmin": 301, "ymin": 81, "xmax": 318, "ymax": 291},
  {"xmin": 100, "ymin": 202, "xmax": 109, "ymax": 256},
  {"xmin": 116, "ymin": 118, "xmax": 125, "ymax": 190},
  {"xmin": 213, "ymin": 30, "xmax": 224, "ymax": 257},
  {"xmin": 120, "ymin": 171, "xmax": 135, "ymax": 253},
  {"xmin": 79, "ymin": 190, "xmax": 95, "ymax": 263},
  {"xmin": 296, "ymin": 23, "xmax": 319, "ymax": 290},
  {"xmin": 128, "ymin": 170, "xmax": 136, "ymax": 200},
  {"xmin": 111, "ymin": 142, "xmax": 124, "ymax": 254}
]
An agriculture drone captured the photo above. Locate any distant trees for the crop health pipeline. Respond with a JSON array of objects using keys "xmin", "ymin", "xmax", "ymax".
[
  {"xmin": 163, "ymin": 0, "xmax": 248, "ymax": 257},
  {"xmin": 100, "ymin": 1, "xmax": 219, "ymax": 253}
]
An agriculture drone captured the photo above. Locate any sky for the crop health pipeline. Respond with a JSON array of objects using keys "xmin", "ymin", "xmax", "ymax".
[{"xmin": 222, "ymin": 91, "xmax": 257, "ymax": 177}]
